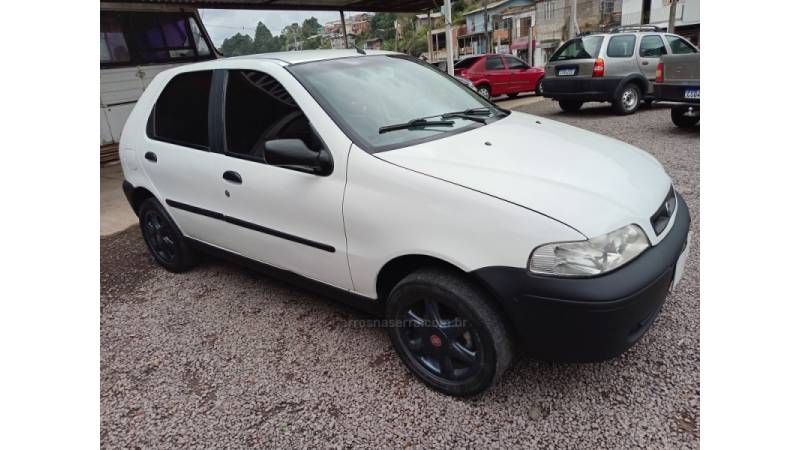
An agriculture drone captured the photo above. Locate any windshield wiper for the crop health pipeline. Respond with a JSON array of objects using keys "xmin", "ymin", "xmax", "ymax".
[{"xmin": 379, "ymin": 118, "xmax": 455, "ymax": 134}]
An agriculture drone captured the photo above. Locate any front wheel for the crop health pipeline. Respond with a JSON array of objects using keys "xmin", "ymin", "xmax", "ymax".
[
  {"xmin": 558, "ymin": 99, "xmax": 583, "ymax": 113},
  {"xmin": 476, "ymin": 85, "xmax": 491, "ymax": 99},
  {"xmin": 671, "ymin": 106, "xmax": 700, "ymax": 128},
  {"xmin": 386, "ymin": 268, "xmax": 513, "ymax": 396},
  {"xmin": 612, "ymin": 83, "xmax": 641, "ymax": 115}
]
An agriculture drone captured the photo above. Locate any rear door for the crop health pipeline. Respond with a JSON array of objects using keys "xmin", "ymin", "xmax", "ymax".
[
  {"xmin": 139, "ymin": 69, "xmax": 231, "ymax": 247},
  {"xmin": 503, "ymin": 55, "xmax": 535, "ymax": 92},
  {"xmin": 636, "ymin": 34, "xmax": 668, "ymax": 82},
  {"xmin": 604, "ymin": 34, "xmax": 639, "ymax": 78},
  {"xmin": 482, "ymin": 55, "xmax": 509, "ymax": 95}
]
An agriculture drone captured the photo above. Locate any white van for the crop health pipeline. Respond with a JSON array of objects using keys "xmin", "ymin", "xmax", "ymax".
[{"xmin": 100, "ymin": 2, "xmax": 217, "ymax": 156}]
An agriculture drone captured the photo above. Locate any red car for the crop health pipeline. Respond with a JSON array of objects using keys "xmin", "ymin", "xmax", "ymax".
[{"xmin": 454, "ymin": 54, "xmax": 545, "ymax": 99}]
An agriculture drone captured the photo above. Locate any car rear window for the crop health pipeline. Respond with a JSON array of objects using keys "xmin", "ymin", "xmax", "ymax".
[
  {"xmin": 607, "ymin": 35, "xmax": 636, "ymax": 58},
  {"xmin": 454, "ymin": 57, "xmax": 480, "ymax": 69},
  {"xmin": 550, "ymin": 36, "xmax": 604, "ymax": 61}
]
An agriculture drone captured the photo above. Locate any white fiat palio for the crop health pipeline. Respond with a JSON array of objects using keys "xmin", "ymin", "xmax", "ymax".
[{"xmin": 119, "ymin": 50, "xmax": 691, "ymax": 396}]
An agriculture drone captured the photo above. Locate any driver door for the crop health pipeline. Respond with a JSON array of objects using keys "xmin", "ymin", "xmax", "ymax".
[{"xmin": 209, "ymin": 67, "xmax": 354, "ymax": 290}]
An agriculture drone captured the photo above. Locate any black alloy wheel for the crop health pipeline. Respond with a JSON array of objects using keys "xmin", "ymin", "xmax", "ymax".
[
  {"xmin": 386, "ymin": 268, "xmax": 512, "ymax": 396},
  {"xmin": 138, "ymin": 198, "xmax": 196, "ymax": 272}
]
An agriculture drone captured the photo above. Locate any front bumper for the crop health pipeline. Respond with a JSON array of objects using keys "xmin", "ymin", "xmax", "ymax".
[
  {"xmin": 472, "ymin": 193, "xmax": 691, "ymax": 362},
  {"xmin": 540, "ymin": 76, "xmax": 622, "ymax": 101}
]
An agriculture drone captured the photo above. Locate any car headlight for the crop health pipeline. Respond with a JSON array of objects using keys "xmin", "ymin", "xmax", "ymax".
[{"xmin": 528, "ymin": 224, "xmax": 650, "ymax": 277}]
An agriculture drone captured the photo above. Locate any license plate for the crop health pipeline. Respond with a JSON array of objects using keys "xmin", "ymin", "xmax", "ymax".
[
  {"xmin": 684, "ymin": 88, "xmax": 700, "ymax": 99},
  {"xmin": 557, "ymin": 68, "xmax": 576, "ymax": 76},
  {"xmin": 670, "ymin": 231, "xmax": 692, "ymax": 291}
]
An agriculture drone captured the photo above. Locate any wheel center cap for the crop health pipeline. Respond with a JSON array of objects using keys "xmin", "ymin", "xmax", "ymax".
[{"xmin": 429, "ymin": 334, "xmax": 442, "ymax": 348}]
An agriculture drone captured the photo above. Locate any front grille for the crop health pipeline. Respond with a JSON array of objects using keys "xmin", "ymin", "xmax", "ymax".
[{"xmin": 650, "ymin": 186, "xmax": 677, "ymax": 236}]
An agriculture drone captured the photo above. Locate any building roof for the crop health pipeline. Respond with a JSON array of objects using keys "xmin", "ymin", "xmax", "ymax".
[
  {"xmin": 101, "ymin": 0, "xmax": 434, "ymax": 12},
  {"xmin": 463, "ymin": 0, "xmax": 514, "ymax": 16}
]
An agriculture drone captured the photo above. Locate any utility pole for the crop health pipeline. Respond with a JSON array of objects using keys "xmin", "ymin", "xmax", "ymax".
[
  {"xmin": 427, "ymin": 9, "xmax": 433, "ymax": 62},
  {"xmin": 668, "ymin": 0, "xmax": 678, "ymax": 33},
  {"xmin": 339, "ymin": 10, "xmax": 348, "ymax": 49},
  {"xmin": 483, "ymin": 2, "xmax": 489, "ymax": 54},
  {"xmin": 445, "ymin": 0, "xmax": 455, "ymax": 75},
  {"xmin": 570, "ymin": 0, "xmax": 579, "ymax": 38}
]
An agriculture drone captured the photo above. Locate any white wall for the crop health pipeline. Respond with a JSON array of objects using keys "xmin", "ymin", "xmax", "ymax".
[{"xmin": 621, "ymin": 0, "xmax": 699, "ymax": 27}]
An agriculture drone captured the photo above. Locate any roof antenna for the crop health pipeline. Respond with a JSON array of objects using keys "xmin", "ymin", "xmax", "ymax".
[{"xmin": 356, "ymin": 45, "xmax": 366, "ymax": 55}]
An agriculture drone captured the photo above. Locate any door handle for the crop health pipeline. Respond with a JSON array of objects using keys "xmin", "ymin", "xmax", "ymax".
[
  {"xmin": 223, "ymin": 170, "xmax": 242, "ymax": 184},
  {"xmin": 144, "ymin": 151, "xmax": 157, "ymax": 162},
  {"xmin": 642, "ymin": 61, "xmax": 649, "ymax": 65}
]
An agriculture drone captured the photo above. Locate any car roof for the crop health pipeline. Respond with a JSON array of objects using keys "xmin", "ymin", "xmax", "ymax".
[{"xmin": 225, "ymin": 49, "xmax": 401, "ymax": 65}]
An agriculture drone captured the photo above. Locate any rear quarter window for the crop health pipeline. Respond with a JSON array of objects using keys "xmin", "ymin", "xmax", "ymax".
[
  {"xmin": 149, "ymin": 70, "xmax": 211, "ymax": 149},
  {"xmin": 606, "ymin": 35, "xmax": 636, "ymax": 58}
]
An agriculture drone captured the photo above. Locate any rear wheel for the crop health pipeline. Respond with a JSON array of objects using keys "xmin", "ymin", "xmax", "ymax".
[
  {"xmin": 558, "ymin": 99, "xmax": 584, "ymax": 113},
  {"xmin": 671, "ymin": 106, "xmax": 700, "ymax": 128},
  {"xmin": 613, "ymin": 83, "xmax": 641, "ymax": 115},
  {"xmin": 138, "ymin": 198, "xmax": 196, "ymax": 272},
  {"xmin": 477, "ymin": 84, "xmax": 491, "ymax": 99},
  {"xmin": 535, "ymin": 79, "xmax": 543, "ymax": 96},
  {"xmin": 386, "ymin": 267, "xmax": 513, "ymax": 396}
]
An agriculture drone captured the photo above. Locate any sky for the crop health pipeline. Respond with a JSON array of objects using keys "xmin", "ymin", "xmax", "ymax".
[{"xmin": 199, "ymin": 9, "xmax": 356, "ymax": 46}]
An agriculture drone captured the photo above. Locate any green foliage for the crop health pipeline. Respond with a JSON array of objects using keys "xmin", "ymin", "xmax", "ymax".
[{"xmin": 221, "ymin": 32, "xmax": 253, "ymax": 56}]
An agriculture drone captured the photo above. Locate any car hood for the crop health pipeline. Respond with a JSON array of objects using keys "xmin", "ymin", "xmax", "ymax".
[{"xmin": 375, "ymin": 111, "xmax": 673, "ymax": 242}]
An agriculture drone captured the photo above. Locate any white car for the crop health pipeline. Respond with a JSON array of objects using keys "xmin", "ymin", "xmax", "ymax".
[{"xmin": 119, "ymin": 50, "xmax": 691, "ymax": 396}]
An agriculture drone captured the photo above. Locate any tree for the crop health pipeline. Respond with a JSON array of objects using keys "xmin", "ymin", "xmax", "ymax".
[
  {"xmin": 252, "ymin": 22, "xmax": 273, "ymax": 53},
  {"xmin": 221, "ymin": 32, "xmax": 254, "ymax": 56},
  {"xmin": 301, "ymin": 17, "xmax": 321, "ymax": 38}
]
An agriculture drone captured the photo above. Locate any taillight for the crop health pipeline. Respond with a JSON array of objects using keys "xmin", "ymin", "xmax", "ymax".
[
  {"xmin": 592, "ymin": 58, "xmax": 605, "ymax": 77},
  {"xmin": 655, "ymin": 62, "xmax": 664, "ymax": 83}
]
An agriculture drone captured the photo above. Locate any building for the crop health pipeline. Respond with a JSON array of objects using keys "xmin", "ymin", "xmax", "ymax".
[
  {"xmin": 621, "ymin": 0, "xmax": 699, "ymax": 45},
  {"xmin": 501, "ymin": 4, "xmax": 537, "ymax": 63},
  {"xmin": 458, "ymin": 0, "xmax": 536, "ymax": 55},
  {"xmin": 365, "ymin": 37, "xmax": 384, "ymax": 50}
]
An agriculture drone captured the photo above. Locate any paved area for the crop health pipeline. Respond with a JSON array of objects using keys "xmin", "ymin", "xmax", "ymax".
[
  {"xmin": 101, "ymin": 100, "xmax": 699, "ymax": 449},
  {"xmin": 101, "ymin": 163, "xmax": 137, "ymax": 236}
]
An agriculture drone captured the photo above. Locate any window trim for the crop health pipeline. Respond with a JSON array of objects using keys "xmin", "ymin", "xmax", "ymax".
[
  {"xmin": 100, "ymin": 11, "xmax": 215, "ymax": 69},
  {"xmin": 606, "ymin": 34, "xmax": 637, "ymax": 58}
]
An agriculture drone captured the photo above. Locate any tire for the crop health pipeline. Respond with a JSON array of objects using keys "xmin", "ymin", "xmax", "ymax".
[
  {"xmin": 507, "ymin": 92, "xmax": 519, "ymax": 99},
  {"xmin": 386, "ymin": 267, "xmax": 513, "ymax": 396},
  {"xmin": 558, "ymin": 100, "xmax": 583, "ymax": 113},
  {"xmin": 476, "ymin": 84, "xmax": 491, "ymax": 99},
  {"xmin": 535, "ymin": 79, "xmax": 543, "ymax": 96},
  {"xmin": 138, "ymin": 198, "xmax": 196, "ymax": 272},
  {"xmin": 612, "ymin": 83, "xmax": 641, "ymax": 115},
  {"xmin": 671, "ymin": 106, "xmax": 700, "ymax": 128}
]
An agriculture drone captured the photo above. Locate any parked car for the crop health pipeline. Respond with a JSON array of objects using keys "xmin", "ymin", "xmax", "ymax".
[
  {"xmin": 453, "ymin": 54, "xmax": 545, "ymax": 99},
  {"xmin": 120, "ymin": 50, "xmax": 691, "ymax": 396},
  {"xmin": 424, "ymin": 59, "xmax": 477, "ymax": 91},
  {"xmin": 541, "ymin": 26, "xmax": 699, "ymax": 114},
  {"xmin": 653, "ymin": 53, "xmax": 700, "ymax": 127}
]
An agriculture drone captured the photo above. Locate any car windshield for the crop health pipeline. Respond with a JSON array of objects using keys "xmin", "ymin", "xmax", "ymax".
[
  {"xmin": 288, "ymin": 55, "xmax": 501, "ymax": 151},
  {"xmin": 550, "ymin": 36, "xmax": 604, "ymax": 61}
]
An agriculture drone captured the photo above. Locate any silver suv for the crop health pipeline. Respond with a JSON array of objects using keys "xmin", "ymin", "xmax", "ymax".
[{"xmin": 540, "ymin": 26, "xmax": 698, "ymax": 114}]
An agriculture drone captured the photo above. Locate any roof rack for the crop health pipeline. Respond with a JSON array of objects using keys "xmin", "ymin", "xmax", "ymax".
[{"xmin": 610, "ymin": 25, "xmax": 665, "ymax": 33}]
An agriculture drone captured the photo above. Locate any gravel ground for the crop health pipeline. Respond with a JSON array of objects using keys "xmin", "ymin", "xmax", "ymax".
[{"xmin": 101, "ymin": 100, "xmax": 699, "ymax": 449}]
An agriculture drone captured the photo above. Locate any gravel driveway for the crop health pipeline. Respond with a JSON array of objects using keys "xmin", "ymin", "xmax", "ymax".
[{"xmin": 101, "ymin": 100, "xmax": 699, "ymax": 449}]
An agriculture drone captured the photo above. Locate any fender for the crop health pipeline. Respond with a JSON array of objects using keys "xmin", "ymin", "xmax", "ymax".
[{"xmin": 613, "ymin": 73, "xmax": 651, "ymax": 98}]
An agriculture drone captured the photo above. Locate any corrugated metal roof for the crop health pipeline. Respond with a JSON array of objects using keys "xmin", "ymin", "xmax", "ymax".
[{"xmin": 101, "ymin": 0, "xmax": 435, "ymax": 12}]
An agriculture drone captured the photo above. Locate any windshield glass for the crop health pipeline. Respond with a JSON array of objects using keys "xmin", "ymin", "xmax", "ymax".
[
  {"xmin": 550, "ymin": 36, "xmax": 604, "ymax": 61},
  {"xmin": 288, "ymin": 55, "xmax": 499, "ymax": 151}
]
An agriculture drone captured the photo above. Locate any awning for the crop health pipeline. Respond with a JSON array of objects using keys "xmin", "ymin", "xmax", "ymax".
[{"xmin": 511, "ymin": 36, "xmax": 535, "ymax": 50}]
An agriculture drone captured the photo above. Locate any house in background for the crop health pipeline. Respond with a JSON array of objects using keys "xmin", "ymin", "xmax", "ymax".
[
  {"xmin": 458, "ymin": 0, "xmax": 535, "ymax": 56},
  {"xmin": 621, "ymin": 0, "xmax": 700, "ymax": 45}
]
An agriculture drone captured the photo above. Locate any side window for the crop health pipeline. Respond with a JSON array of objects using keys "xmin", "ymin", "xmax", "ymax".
[
  {"xmin": 224, "ymin": 70, "xmax": 322, "ymax": 161},
  {"xmin": 150, "ymin": 70, "xmax": 211, "ymax": 149},
  {"xmin": 505, "ymin": 56, "xmax": 528, "ymax": 69},
  {"xmin": 639, "ymin": 35, "xmax": 667, "ymax": 57},
  {"xmin": 484, "ymin": 56, "xmax": 505, "ymax": 71},
  {"xmin": 665, "ymin": 35, "xmax": 697, "ymax": 54},
  {"xmin": 100, "ymin": 13, "xmax": 130, "ymax": 64},
  {"xmin": 606, "ymin": 35, "xmax": 636, "ymax": 58}
]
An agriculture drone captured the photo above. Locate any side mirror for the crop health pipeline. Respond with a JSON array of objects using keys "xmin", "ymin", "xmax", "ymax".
[{"xmin": 263, "ymin": 139, "xmax": 333, "ymax": 176}]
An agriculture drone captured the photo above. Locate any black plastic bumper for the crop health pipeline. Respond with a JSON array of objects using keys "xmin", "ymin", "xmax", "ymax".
[
  {"xmin": 541, "ymin": 76, "xmax": 622, "ymax": 101},
  {"xmin": 653, "ymin": 83, "xmax": 700, "ymax": 104},
  {"xmin": 472, "ymin": 194, "xmax": 691, "ymax": 362},
  {"xmin": 122, "ymin": 180, "xmax": 136, "ymax": 213}
]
